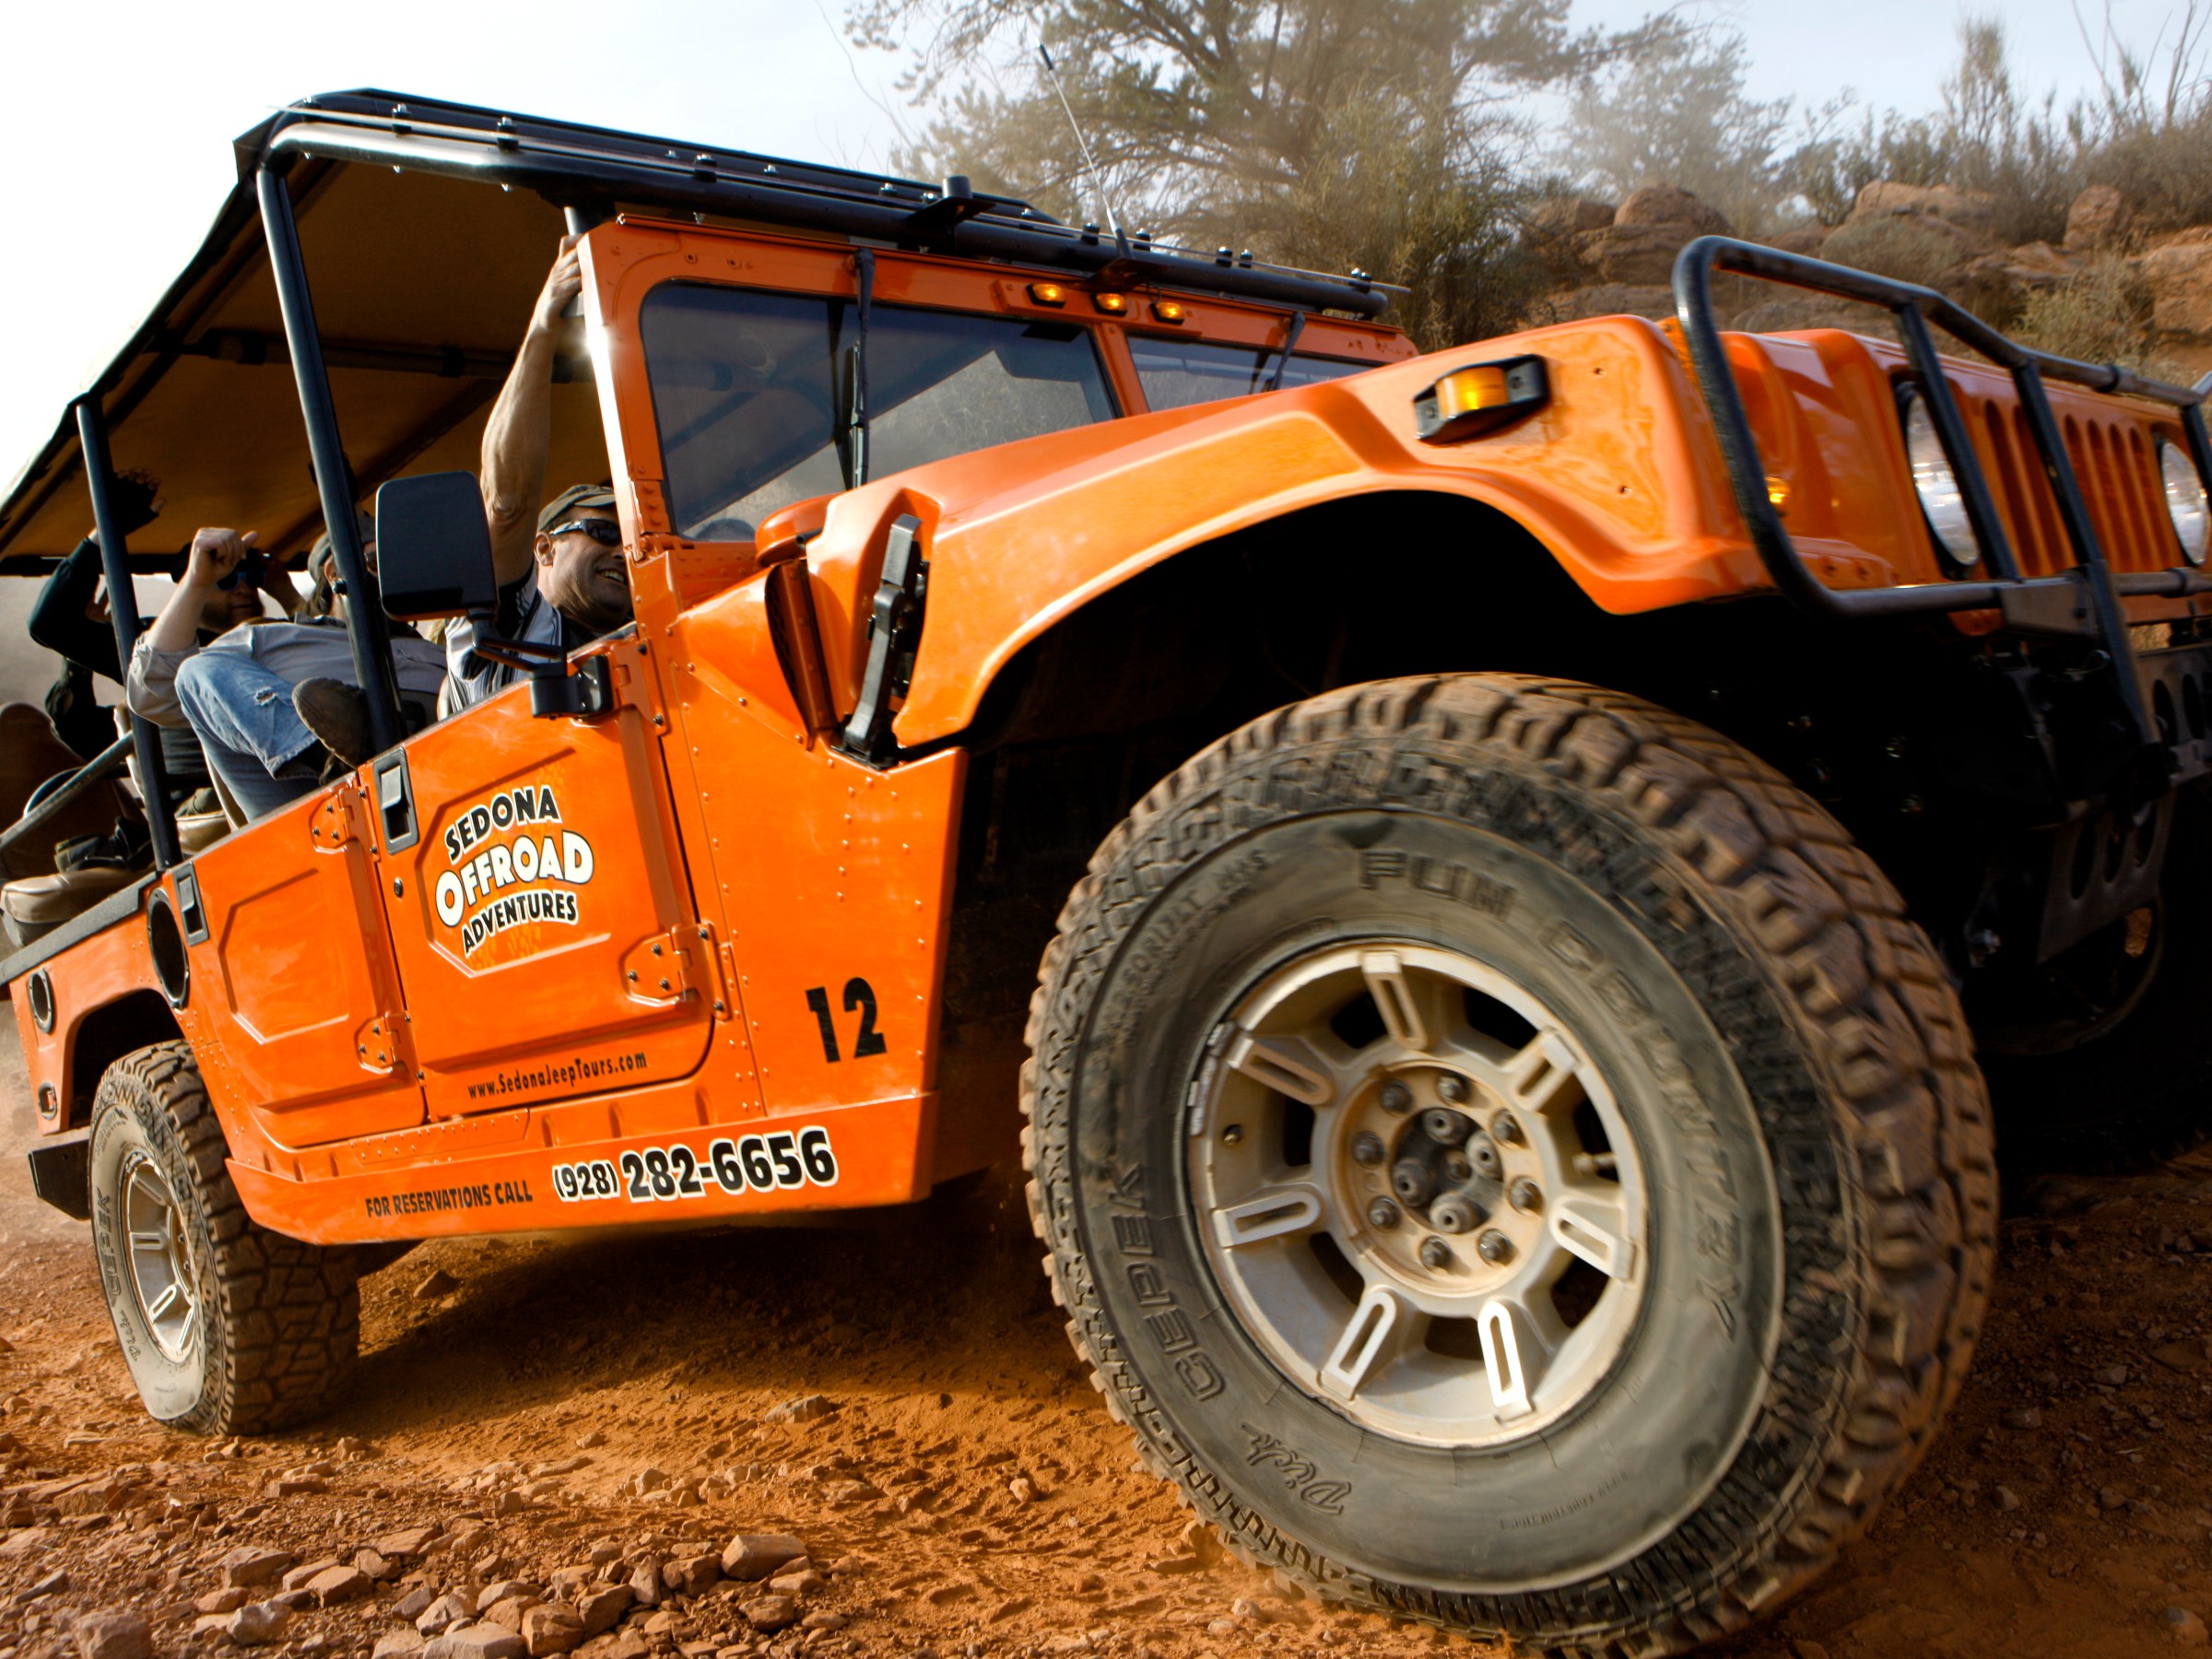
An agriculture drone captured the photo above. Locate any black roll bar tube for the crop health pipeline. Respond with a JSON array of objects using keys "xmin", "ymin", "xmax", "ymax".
[
  {"xmin": 74, "ymin": 401, "xmax": 182, "ymax": 870},
  {"xmin": 1672, "ymin": 236, "xmax": 2212, "ymax": 747},
  {"xmin": 255, "ymin": 163, "xmax": 405, "ymax": 758}
]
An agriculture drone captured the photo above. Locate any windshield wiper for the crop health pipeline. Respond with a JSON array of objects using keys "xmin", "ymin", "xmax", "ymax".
[{"xmin": 841, "ymin": 247, "xmax": 875, "ymax": 488}]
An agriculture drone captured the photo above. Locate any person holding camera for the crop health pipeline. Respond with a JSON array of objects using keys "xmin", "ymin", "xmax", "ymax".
[{"xmin": 125, "ymin": 517, "xmax": 442, "ymax": 820}]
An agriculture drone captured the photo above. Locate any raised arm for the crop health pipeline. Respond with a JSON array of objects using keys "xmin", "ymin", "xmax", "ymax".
[{"xmin": 480, "ymin": 234, "xmax": 584, "ymax": 586}]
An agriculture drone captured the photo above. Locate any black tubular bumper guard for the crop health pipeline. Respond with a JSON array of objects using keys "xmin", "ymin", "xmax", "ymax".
[{"xmin": 1673, "ymin": 236, "xmax": 2212, "ymax": 744}]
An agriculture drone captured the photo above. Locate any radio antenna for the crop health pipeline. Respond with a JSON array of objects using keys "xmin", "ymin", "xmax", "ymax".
[{"xmin": 1037, "ymin": 43, "xmax": 1124, "ymax": 238}]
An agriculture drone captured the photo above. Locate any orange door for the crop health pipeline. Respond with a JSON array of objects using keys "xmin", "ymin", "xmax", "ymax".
[
  {"xmin": 370, "ymin": 642, "xmax": 714, "ymax": 1117},
  {"xmin": 188, "ymin": 787, "xmax": 427, "ymax": 1147}
]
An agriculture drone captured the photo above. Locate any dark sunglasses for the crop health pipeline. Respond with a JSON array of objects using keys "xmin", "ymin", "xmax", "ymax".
[
  {"xmin": 215, "ymin": 552, "xmax": 268, "ymax": 592},
  {"xmin": 547, "ymin": 517, "xmax": 622, "ymax": 547}
]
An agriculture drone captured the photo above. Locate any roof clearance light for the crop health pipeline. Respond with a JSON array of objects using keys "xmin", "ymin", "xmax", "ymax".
[
  {"xmin": 1899, "ymin": 386, "xmax": 1978, "ymax": 567},
  {"xmin": 1091, "ymin": 291, "xmax": 1129, "ymax": 315},
  {"xmin": 2159, "ymin": 437, "xmax": 2209, "ymax": 565},
  {"xmin": 1413, "ymin": 356, "xmax": 1549, "ymax": 442},
  {"xmin": 1028, "ymin": 282, "xmax": 1068, "ymax": 306},
  {"xmin": 1150, "ymin": 300, "xmax": 1187, "ymax": 324}
]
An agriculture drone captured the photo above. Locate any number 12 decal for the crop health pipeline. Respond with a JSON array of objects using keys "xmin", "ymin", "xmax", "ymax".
[{"xmin": 806, "ymin": 976, "xmax": 888, "ymax": 1064}]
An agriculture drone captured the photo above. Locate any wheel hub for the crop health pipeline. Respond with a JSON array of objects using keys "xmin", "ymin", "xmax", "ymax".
[
  {"xmin": 120, "ymin": 1149, "xmax": 201, "ymax": 1364},
  {"xmin": 1192, "ymin": 942, "xmax": 1647, "ymax": 1448}
]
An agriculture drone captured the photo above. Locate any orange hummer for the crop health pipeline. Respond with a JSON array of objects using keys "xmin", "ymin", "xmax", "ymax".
[{"xmin": 6, "ymin": 89, "xmax": 2210, "ymax": 1656}]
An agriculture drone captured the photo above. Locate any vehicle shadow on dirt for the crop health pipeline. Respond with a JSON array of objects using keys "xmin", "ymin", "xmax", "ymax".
[{"xmin": 339, "ymin": 1179, "xmax": 1077, "ymax": 1446}]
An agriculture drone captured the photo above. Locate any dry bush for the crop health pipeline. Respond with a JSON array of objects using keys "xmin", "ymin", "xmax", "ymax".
[{"xmin": 2012, "ymin": 256, "xmax": 2165, "ymax": 371}]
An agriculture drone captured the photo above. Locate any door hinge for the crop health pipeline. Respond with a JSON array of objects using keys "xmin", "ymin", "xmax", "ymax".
[
  {"xmin": 621, "ymin": 924, "xmax": 731, "ymax": 1010},
  {"xmin": 355, "ymin": 1013, "xmax": 402, "ymax": 1073},
  {"xmin": 309, "ymin": 790, "xmax": 363, "ymax": 850}
]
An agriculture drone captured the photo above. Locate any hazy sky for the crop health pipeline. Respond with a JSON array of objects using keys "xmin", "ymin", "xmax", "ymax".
[{"xmin": 0, "ymin": 0, "xmax": 2190, "ymax": 505}]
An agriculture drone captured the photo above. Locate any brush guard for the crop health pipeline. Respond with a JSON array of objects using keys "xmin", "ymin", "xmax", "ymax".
[{"xmin": 1673, "ymin": 235, "xmax": 2212, "ymax": 758}]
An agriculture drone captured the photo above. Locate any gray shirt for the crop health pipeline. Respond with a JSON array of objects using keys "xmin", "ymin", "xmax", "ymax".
[{"xmin": 129, "ymin": 618, "xmax": 446, "ymax": 728}]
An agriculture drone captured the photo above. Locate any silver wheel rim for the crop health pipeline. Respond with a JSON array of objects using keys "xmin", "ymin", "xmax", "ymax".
[
  {"xmin": 121, "ymin": 1148, "xmax": 201, "ymax": 1363},
  {"xmin": 1189, "ymin": 942, "xmax": 1648, "ymax": 1448}
]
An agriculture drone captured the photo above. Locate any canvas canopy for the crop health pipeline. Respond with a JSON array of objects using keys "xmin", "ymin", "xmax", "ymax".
[{"xmin": 0, "ymin": 90, "xmax": 1392, "ymax": 578}]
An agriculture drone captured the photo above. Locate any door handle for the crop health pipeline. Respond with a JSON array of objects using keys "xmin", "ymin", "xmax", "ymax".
[{"xmin": 373, "ymin": 751, "xmax": 419, "ymax": 853}]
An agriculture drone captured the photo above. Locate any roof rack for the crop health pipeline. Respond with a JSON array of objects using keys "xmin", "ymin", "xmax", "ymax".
[{"xmin": 255, "ymin": 91, "xmax": 1398, "ymax": 320}]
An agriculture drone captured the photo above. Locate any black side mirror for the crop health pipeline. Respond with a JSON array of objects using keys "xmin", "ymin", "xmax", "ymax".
[{"xmin": 374, "ymin": 473, "xmax": 498, "ymax": 619}]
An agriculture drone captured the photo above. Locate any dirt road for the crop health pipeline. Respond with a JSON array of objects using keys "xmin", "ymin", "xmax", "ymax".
[{"xmin": 5, "ymin": 1013, "xmax": 2212, "ymax": 1659}]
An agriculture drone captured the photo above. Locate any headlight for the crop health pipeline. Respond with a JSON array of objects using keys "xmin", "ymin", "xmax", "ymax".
[
  {"xmin": 2159, "ymin": 438, "xmax": 2209, "ymax": 565},
  {"xmin": 1900, "ymin": 386, "xmax": 1977, "ymax": 566}
]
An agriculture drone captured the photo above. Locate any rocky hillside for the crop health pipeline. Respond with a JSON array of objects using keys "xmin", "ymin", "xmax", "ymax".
[{"xmin": 1525, "ymin": 180, "xmax": 2212, "ymax": 382}]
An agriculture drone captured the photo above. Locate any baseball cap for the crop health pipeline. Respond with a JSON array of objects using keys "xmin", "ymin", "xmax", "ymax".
[
  {"xmin": 537, "ymin": 484, "xmax": 619, "ymax": 535},
  {"xmin": 309, "ymin": 507, "xmax": 379, "ymax": 573}
]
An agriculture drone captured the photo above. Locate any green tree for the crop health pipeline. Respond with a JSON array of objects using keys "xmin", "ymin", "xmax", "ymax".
[{"xmin": 848, "ymin": 0, "xmax": 1630, "ymax": 347}]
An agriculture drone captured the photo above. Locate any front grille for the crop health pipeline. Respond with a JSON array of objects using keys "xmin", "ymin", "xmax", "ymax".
[{"xmin": 1968, "ymin": 391, "xmax": 2176, "ymax": 575}]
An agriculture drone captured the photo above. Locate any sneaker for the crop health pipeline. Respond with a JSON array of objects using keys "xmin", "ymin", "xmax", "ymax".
[{"xmin": 292, "ymin": 678, "xmax": 377, "ymax": 769}]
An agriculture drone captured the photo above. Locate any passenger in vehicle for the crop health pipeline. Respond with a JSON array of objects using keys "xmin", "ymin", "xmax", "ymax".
[
  {"xmin": 27, "ymin": 471, "xmax": 239, "ymax": 798},
  {"xmin": 126, "ymin": 519, "xmax": 443, "ymax": 820},
  {"xmin": 451, "ymin": 234, "xmax": 633, "ymax": 710}
]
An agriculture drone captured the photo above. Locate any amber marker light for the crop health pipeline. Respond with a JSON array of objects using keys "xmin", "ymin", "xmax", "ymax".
[
  {"xmin": 1413, "ymin": 356, "xmax": 1549, "ymax": 442},
  {"xmin": 1766, "ymin": 475, "xmax": 1792, "ymax": 511},
  {"xmin": 1028, "ymin": 282, "xmax": 1068, "ymax": 306},
  {"xmin": 1091, "ymin": 291, "xmax": 1129, "ymax": 315},
  {"xmin": 1150, "ymin": 300, "xmax": 1187, "ymax": 324}
]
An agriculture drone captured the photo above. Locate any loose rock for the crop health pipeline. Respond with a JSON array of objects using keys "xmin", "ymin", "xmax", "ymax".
[
  {"xmin": 418, "ymin": 1593, "xmax": 475, "ymax": 1637},
  {"xmin": 425, "ymin": 1630, "xmax": 527, "ymax": 1659},
  {"xmin": 2164, "ymin": 1606, "xmax": 2210, "ymax": 1646},
  {"xmin": 576, "ymin": 1587, "xmax": 634, "ymax": 1639},
  {"xmin": 521, "ymin": 1604, "xmax": 584, "ymax": 1657},
  {"xmin": 720, "ymin": 1535, "xmax": 806, "ymax": 1583},
  {"xmin": 762, "ymin": 1394, "xmax": 835, "ymax": 1425},
  {"xmin": 415, "ymin": 1269, "xmax": 462, "ymax": 1300},
  {"xmin": 219, "ymin": 1547, "xmax": 292, "ymax": 1590},
  {"xmin": 374, "ymin": 1632, "xmax": 428, "ymax": 1659},
  {"xmin": 739, "ymin": 1595, "xmax": 799, "ymax": 1634},
  {"xmin": 72, "ymin": 1608, "xmax": 151, "ymax": 1659},
  {"xmin": 224, "ymin": 1602, "xmax": 294, "ymax": 1647},
  {"xmin": 310, "ymin": 1565, "xmax": 375, "ymax": 1606}
]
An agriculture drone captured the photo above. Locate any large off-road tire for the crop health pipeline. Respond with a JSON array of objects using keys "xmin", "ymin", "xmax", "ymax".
[
  {"xmin": 89, "ymin": 1041, "xmax": 359, "ymax": 1433},
  {"xmin": 1023, "ymin": 675, "xmax": 1995, "ymax": 1656}
]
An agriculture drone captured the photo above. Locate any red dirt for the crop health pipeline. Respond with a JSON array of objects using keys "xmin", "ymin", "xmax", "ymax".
[{"xmin": 4, "ymin": 1007, "xmax": 2212, "ymax": 1659}]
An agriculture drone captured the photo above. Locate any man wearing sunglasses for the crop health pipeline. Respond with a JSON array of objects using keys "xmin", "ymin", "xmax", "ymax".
[{"xmin": 441, "ymin": 232, "xmax": 634, "ymax": 712}]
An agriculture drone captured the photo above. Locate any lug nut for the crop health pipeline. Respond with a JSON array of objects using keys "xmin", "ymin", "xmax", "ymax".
[
  {"xmin": 1477, "ymin": 1230, "xmax": 1515, "ymax": 1265},
  {"xmin": 1220, "ymin": 1123, "xmax": 1244, "ymax": 1145},
  {"xmin": 1392, "ymin": 1160, "xmax": 1436, "ymax": 1206},
  {"xmin": 1351, "ymin": 1132, "xmax": 1385, "ymax": 1167},
  {"xmin": 1470, "ymin": 1140, "xmax": 1501, "ymax": 1179},
  {"xmin": 1419, "ymin": 1237, "xmax": 1453, "ymax": 1271},
  {"xmin": 1438, "ymin": 1074, "xmax": 1470, "ymax": 1105},
  {"xmin": 1508, "ymin": 1177, "xmax": 1544, "ymax": 1213},
  {"xmin": 1368, "ymin": 1196, "xmax": 1402, "ymax": 1230},
  {"xmin": 1491, "ymin": 1112, "xmax": 1524, "ymax": 1146},
  {"xmin": 1430, "ymin": 1194, "xmax": 1479, "ymax": 1234},
  {"xmin": 1420, "ymin": 1108, "xmax": 1472, "ymax": 1146},
  {"xmin": 1378, "ymin": 1080, "xmax": 1413, "ymax": 1113}
]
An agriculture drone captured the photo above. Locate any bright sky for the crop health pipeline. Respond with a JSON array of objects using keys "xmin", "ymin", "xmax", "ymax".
[{"xmin": 0, "ymin": 0, "xmax": 2192, "ymax": 503}]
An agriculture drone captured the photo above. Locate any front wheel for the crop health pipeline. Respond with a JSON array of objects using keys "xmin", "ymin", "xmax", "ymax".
[
  {"xmin": 89, "ymin": 1041, "xmax": 359, "ymax": 1433},
  {"xmin": 1023, "ymin": 676, "xmax": 1994, "ymax": 1654}
]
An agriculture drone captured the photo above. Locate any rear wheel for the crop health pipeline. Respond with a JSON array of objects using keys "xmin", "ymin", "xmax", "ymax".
[
  {"xmin": 89, "ymin": 1041, "xmax": 359, "ymax": 1433},
  {"xmin": 1024, "ymin": 675, "xmax": 1994, "ymax": 1654}
]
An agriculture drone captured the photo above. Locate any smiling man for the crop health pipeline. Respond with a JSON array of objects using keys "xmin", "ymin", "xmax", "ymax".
[{"xmin": 445, "ymin": 234, "xmax": 634, "ymax": 712}]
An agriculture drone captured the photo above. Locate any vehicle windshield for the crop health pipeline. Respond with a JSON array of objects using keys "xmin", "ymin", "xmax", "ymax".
[
  {"xmin": 641, "ymin": 285, "xmax": 1119, "ymax": 539},
  {"xmin": 1128, "ymin": 337, "xmax": 1367, "ymax": 412}
]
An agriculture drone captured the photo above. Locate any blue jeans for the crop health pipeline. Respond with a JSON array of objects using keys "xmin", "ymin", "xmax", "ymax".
[{"xmin": 173, "ymin": 652, "xmax": 324, "ymax": 821}]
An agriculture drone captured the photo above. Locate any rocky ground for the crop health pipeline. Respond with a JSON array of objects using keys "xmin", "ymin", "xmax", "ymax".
[{"xmin": 8, "ymin": 1009, "xmax": 2212, "ymax": 1659}]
